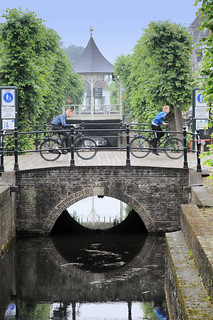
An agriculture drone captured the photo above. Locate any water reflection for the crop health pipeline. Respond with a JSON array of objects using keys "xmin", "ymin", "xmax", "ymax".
[
  {"xmin": 51, "ymin": 233, "xmax": 147, "ymax": 272},
  {"xmin": 1, "ymin": 233, "xmax": 167, "ymax": 319}
]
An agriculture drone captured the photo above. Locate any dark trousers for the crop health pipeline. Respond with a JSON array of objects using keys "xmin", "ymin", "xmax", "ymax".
[
  {"xmin": 151, "ymin": 124, "xmax": 164, "ymax": 149},
  {"xmin": 52, "ymin": 125, "xmax": 69, "ymax": 147}
]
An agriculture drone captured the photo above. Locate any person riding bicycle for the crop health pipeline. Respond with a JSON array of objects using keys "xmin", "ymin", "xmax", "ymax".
[
  {"xmin": 151, "ymin": 105, "xmax": 170, "ymax": 155},
  {"xmin": 51, "ymin": 108, "xmax": 76, "ymax": 152}
]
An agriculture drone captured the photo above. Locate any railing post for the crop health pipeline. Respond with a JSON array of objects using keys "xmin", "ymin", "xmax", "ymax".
[
  {"xmin": 120, "ymin": 120, "xmax": 123, "ymax": 148},
  {"xmin": 183, "ymin": 127, "xmax": 188, "ymax": 169},
  {"xmin": 196, "ymin": 130, "xmax": 202, "ymax": 172},
  {"xmin": 35, "ymin": 122, "xmax": 39, "ymax": 151},
  {"xmin": 0, "ymin": 129, "xmax": 5, "ymax": 172},
  {"xmin": 14, "ymin": 127, "xmax": 19, "ymax": 171},
  {"xmin": 70, "ymin": 126, "xmax": 75, "ymax": 167},
  {"xmin": 126, "ymin": 124, "xmax": 131, "ymax": 167},
  {"xmin": 43, "ymin": 122, "xmax": 47, "ymax": 137}
]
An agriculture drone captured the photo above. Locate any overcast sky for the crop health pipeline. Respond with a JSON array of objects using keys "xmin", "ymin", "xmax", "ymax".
[{"xmin": 0, "ymin": 0, "xmax": 199, "ymax": 64}]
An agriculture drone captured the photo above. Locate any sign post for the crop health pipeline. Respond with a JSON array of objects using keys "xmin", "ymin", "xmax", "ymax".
[
  {"xmin": 192, "ymin": 87, "xmax": 211, "ymax": 150},
  {"xmin": 0, "ymin": 86, "xmax": 18, "ymax": 131}
]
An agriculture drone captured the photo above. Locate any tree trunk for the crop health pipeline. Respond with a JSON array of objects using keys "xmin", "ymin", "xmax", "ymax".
[{"xmin": 174, "ymin": 106, "xmax": 183, "ymax": 139}]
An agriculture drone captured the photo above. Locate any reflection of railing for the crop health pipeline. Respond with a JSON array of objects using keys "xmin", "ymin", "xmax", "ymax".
[
  {"xmin": 65, "ymin": 104, "xmax": 122, "ymax": 119},
  {"xmin": 0, "ymin": 125, "xmax": 204, "ymax": 172}
]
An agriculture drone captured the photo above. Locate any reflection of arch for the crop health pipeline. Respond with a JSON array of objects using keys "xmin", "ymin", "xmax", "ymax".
[
  {"xmin": 42, "ymin": 188, "xmax": 156, "ymax": 234},
  {"xmin": 38, "ymin": 234, "xmax": 165, "ymax": 303}
]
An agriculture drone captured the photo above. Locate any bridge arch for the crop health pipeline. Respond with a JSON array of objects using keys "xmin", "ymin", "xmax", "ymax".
[
  {"xmin": 42, "ymin": 187, "xmax": 156, "ymax": 234},
  {"xmin": 15, "ymin": 166, "xmax": 189, "ymax": 235}
]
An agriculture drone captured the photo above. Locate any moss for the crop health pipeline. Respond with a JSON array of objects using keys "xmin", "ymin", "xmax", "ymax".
[
  {"xmin": 0, "ymin": 232, "xmax": 16, "ymax": 258},
  {"xmin": 166, "ymin": 235, "xmax": 213, "ymax": 319}
]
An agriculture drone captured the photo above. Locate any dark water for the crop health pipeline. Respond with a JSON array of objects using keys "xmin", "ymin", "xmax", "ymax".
[{"xmin": 1, "ymin": 232, "xmax": 167, "ymax": 320}]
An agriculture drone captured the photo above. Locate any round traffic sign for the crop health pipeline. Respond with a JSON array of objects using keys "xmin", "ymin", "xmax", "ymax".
[
  {"xmin": 197, "ymin": 93, "xmax": 204, "ymax": 104},
  {"xmin": 3, "ymin": 92, "xmax": 13, "ymax": 103}
]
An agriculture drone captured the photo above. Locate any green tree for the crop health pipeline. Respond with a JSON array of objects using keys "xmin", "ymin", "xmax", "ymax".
[
  {"xmin": 141, "ymin": 302, "xmax": 159, "ymax": 319},
  {"xmin": 195, "ymin": 0, "xmax": 213, "ymax": 169},
  {"xmin": 0, "ymin": 8, "xmax": 84, "ymax": 149},
  {"xmin": 113, "ymin": 54, "xmax": 132, "ymax": 117},
  {"xmin": 19, "ymin": 302, "xmax": 50, "ymax": 320},
  {"xmin": 114, "ymin": 21, "xmax": 193, "ymax": 130},
  {"xmin": 109, "ymin": 81, "xmax": 119, "ymax": 105},
  {"xmin": 63, "ymin": 44, "xmax": 84, "ymax": 64}
]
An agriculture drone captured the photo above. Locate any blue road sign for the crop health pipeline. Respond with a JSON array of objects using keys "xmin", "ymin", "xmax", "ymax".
[
  {"xmin": 3, "ymin": 92, "xmax": 13, "ymax": 103},
  {"xmin": 197, "ymin": 93, "xmax": 204, "ymax": 104}
]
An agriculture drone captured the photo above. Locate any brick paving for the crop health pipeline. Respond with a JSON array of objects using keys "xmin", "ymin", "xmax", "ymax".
[{"xmin": 1, "ymin": 149, "xmax": 211, "ymax": 172}]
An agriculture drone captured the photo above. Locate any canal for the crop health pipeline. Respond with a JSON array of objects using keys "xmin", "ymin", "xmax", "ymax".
[{"xmin": 1, "ymin": 199, "xmax": 168, "ymax": 320}]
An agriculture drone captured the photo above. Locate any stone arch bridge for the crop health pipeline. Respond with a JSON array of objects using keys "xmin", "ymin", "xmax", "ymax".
[{"xmin": 15, "ymin": 165, "xmax": 190, "ymax": 235}]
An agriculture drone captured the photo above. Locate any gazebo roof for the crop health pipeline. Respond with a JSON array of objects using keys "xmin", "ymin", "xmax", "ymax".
[{"xmin": 73, "ymin": 32, "xmax": 114, "ymax": 74}]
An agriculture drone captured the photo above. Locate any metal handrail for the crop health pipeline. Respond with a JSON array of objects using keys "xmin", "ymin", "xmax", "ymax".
[{"xmin": 0, "ymin": 124, "xmax": 203, "ymax": 172}]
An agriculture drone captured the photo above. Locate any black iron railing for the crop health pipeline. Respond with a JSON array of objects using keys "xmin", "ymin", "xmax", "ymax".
[{"xmin": 0, "ymin": 123, "xmax": 206, "ymax": 172}]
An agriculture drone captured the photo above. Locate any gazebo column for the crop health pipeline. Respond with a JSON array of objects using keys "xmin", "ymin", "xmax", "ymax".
[{"xmin": 90, "ymin": 79, "xmax": 94, "ymax": 117}]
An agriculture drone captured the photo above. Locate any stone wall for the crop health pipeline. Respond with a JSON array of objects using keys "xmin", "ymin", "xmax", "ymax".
[
  {"xmin": 15, "ymin": 166, "xmax": 190, "ymax": 235},
  {"xmin": 0, "ymin": 186, "xmax": 16, "ymax": 251}
]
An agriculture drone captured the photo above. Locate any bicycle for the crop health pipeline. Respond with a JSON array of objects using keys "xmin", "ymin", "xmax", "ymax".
[
  {"xmin": 130, "ymin": 126, "xmax": 184, "ymax": 159},
  {"xmin": 39, "ymin": 125, "xmax": 97, "ymax": 161}
]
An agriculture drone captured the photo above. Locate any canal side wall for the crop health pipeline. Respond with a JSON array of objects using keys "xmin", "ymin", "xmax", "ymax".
[
  {"xmin": 0, "ymin": 172, "xmax": 16, "ymax": 253},
  {"xmin": 14, "ymin": 166, "xmax": 190, "ymax": 235},
  {"xmin": 165, "ymin": 176, "xmax": 213, "ymax": 319}
]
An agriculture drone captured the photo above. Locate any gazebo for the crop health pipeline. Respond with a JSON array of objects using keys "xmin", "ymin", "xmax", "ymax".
[{"xmin": 71, "ymin": 27, "xmax": 122, "ymax": 121}]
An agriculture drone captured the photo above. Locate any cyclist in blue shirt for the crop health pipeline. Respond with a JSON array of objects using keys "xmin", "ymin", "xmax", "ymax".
[
  {"xmin": 51, "ymin": 109, "xmax": 76, "ymax": 150},
  {"xmin": 151, "ymin": 105, "xmax": 170, "ymax": 155}
]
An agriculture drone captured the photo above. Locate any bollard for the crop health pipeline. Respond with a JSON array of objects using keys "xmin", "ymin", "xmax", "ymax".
[
  {"xmin": 14, "ymin": 127, "xmax": 19, "ymax": 171},
  {"xmin": 126, "ymin": 124, "xmax": 131, "ymax": 167},
  {"xmin": 0, "ymin": 129, "xmax": 5, "ymax": 172},
  {"xmin": 201, "ymin": 140, "xmax": 206, "ymax": 153},
  {"xmin": 70, "ymin": 126, "xmax": 75, "ymax": 167},
  {"xmin": 183, "ymin": 127, "xmax": 188, "ymax": 169},
  {"xmin": 196, "ymin": 130, "xmax": 202, "ymax": 172}
]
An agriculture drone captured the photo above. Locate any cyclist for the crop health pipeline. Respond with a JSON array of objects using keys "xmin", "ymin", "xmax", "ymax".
[
  {"xmin": 151, "ymin": 105, "xmax": 170, "ymax": 155},
  {"xmin": 51, "ymin": 109, "xmax": 76, "ymax": 152}
]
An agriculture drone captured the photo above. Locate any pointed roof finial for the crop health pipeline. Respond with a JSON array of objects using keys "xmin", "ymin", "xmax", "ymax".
[{"xmin": 90, "ymin": 26, "xmax": 93, "ymax": 37}]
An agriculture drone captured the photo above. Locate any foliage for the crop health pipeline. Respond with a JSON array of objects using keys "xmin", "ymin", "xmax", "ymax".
[
  {"xmin": 19, "ymin": 302, "xmax": 50, "ymax": 320},
  {"xmin": 141, "ymin": 302, "xmax": 160, "ymax": 319},
  {"xmin": 109, "ymin": 81, "xmax": 119, "ymax": 105},
  {"xmin": 63, "ymin": 44, "xmax": 84, "ymax": 64},
  {"xmin": 195, "ymin": 0, "xmax": 213, "ymax": 102},
  {"xmin": 195, "ymin": 0, "xmax": 213, "ymax": 172},
  {"xmin": 114, "ymin": 21, "xmax": 193, "ymax": 128},
  {"xmin": 125, "ymin": 205, "xmax": 132, "ymax": 218},
  {"xmin": 113, "ymin": 54, "xmax": 133, "ymax": 117},
  {"xmin": 0, "ymin": 8, "xmax": 84, "ymax": 150}
]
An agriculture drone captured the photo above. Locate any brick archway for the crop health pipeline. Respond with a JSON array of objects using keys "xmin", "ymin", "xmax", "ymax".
[
  {"xmin": 42, "ymin": 187, "xmax": 156, "ymax": 234},
  {"xmin": 15, "ymin": 166, "xmax": 189, "ymax": 235}
]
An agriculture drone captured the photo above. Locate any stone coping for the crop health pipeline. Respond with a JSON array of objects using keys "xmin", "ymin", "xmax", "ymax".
[
  {"xmin": 181, "ymin": 204, "xmax": 213, "ymax": 301},
  {"xmin": 166, "ymin": 231, "xmax": 213, "ymax": 319}
]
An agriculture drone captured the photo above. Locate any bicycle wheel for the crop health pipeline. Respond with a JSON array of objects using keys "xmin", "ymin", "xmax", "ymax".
[
  {"xmin": 75, "ymin": 137, "xmax": 97, "ymax": 160},
  {"xmin": 40, "ymin": 138, "xmax": 61, "ymax": 161},
  {"xmin": 130, "ymin": 136, "xmax": 150, "ymax": 158},
  {"xmin": 164, "ymin": 138, "xmax": 184, "ymax": 159}
]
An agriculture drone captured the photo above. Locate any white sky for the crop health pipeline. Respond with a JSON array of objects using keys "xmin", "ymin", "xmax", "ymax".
[
  {"xmin": 68, "ymin": 196, "xmax": 126, "ymax": 221},
  {"xmin": 0, "ymin": 0, "xmax": 200, "ymax": 64}
]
